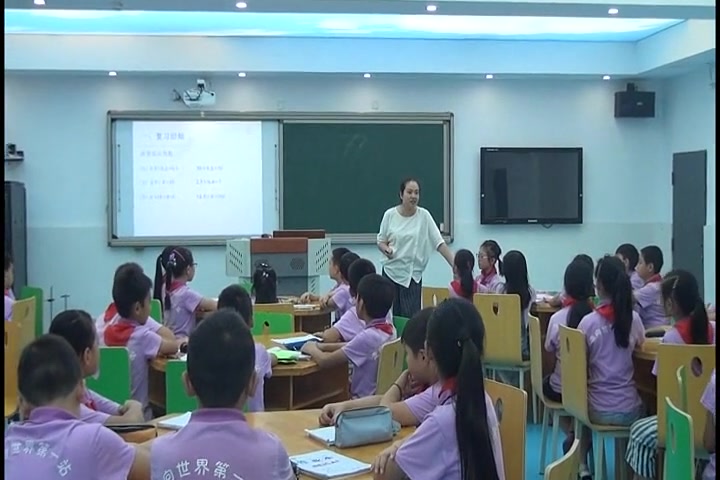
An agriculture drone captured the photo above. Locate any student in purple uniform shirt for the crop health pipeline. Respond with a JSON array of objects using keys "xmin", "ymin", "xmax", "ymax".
[
  {"xmin": 49, "ymin": 309, "xmax": 144, "ymax": 425},
  {"xmin": 103, "ymin": 264, "xmax": 186, "ymax": 420},
  {"xmin": 300, "ymin": 247, "xmax": 351, "ymax": 304},
  {"xmin": 302, "ymin": 274, "xmax": 396, "ymax": 398},
  {"xmin": 154, "ymin": 247, "xmax": 217, "ymax": 338},
  {"xmin": 475, "ymin": 240, "xmax": 504, "ymax": 293},
  {"xmin": 5, "ymin": 251, "xmax": 15, "ymax": 321},
  {"xmin": 625, "ymin": 269, "xmax": 715, "ymax": 480},
  {"xmin": 633, "ymin": 245, "xmax": 670, "ymax": 328},
  {"xmin": 319, "ymin": 307, "xmax": 438, "ymax": 427},
  {"xmin": 5, "ymin": 335, "xmax": 150, "ymax": 479},
  {"xmin": 217, "ymin": 284, "xmax": 277, "ymax": 412},
  {"xmin": 547, "ymin": 254, "xmax": 594, "ymax": 308},
  {"xmin": 317, "ymin": 258, "xmax": 378, "ymax": 343},
  {"xmin": 499, "ymin": 250, "xmax": 536, "ymax": 361},
  {"xmin": 320, "ymin": 251, "xmax": 359, "ymax": 319},
  {"xmin": 701, "ymin": 369, "xmax": 716, "ymax": 480},
  {"xmin": 372, "ymin": 298, "xmax": 505, "ymax": 480},
  {"xmin": 576, "ymin": 256, "xmax": 645, "ymax": 480},
  {"xmin": 150, "ymin": 309, "xmax": 295, "ymax": 480},
  {"xmin": 448, "ymin": 249, "xmax": 478, "ymax": 300},
  {"xmin": 615, "ymin": 243, "xmax": 645, "ymax": 290},
  {"xmin": 544, "ymin": 258, "xmax": 595, "ymax": 450}
]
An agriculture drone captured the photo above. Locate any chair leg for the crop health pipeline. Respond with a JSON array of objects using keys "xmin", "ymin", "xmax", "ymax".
[
  {"xmin": 593, "ymin": 431, "xmax": 606, "ymax": 480},
  {"xmin": 550, "ymin": 410, "xmax": 560, "ymax": 463},
  {"xmin": 539, "ymin": 403, "xmax": 550, "ymax": 474}
]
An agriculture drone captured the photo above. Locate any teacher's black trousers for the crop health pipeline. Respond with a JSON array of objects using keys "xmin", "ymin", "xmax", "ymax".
[{"xmin": 382, "ymin": 269, "xmax": 422, "ymax": 319}]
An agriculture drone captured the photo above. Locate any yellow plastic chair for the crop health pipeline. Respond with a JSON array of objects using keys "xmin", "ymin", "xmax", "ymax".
[
  {"xmin": 375, "ymin": 339, "xmax": 405, "ymax": 395},
  {"xmin": 474, "ymin": 293, "xmax": 534, "ymax": 422},
  {"xmin": 559, "ymin": 325, "xmax": 631, "ymax": 480},
  {"xmin": 19, "ymin": 286, "xmax": 44, "ymax": 338},
  {"xmin": 544, "ymin": 439, "xmax": 581, "ymax": 480},
  {"xmin": 5, "ymin": 320, "xmax": 22, "ymax": 418},
  {"xmin": 11, "ymin": 297, "xmax": 37, "ymax": 351},
  {"xmin": 421, "ymin": 287, "xmax": 450, "ymax": 308},
  {"xmin": 664, "ymin": 397, "xmax": 695, "ymax": 480},
  {"xmin": 676, "ymin": 365, "xmax": 688, "ymax": 412},
  {"xmin": 486, "ymin": 378, "xmax": 527, "ymax": 480},
  {"xmin": 655, "ymin": 344, "xmax": 715, "ymax": 450},
  {"xmin": 529, "ymin": 315, "xmax": 568, "ymax": 473}
]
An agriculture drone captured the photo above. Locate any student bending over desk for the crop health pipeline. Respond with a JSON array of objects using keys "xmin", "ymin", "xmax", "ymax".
[
  {"xmin": 217, "ymin": 284, "xmax": 278, "ymax": 412},
  {"xmin": 50, "ymin": 309, "xmax": 144, "ymax": 425},
  {"xmin": 5, "ymin": 335, "xmax": 150, "ymax": 479},
  {"xmin": 372, "ymin": 298, "xmax": 505, "ymax": 480},
  {"xmin": 320, "ymin": 251, "xmax": 359, "ymax": 319},
  {"xmin": 150, "ymin": 310, "xmax": 295, "ymax": 480},
  {"xmin": 302, "ymin": 274, "xmax": 396, "ymax": 398},
  {"xmin": 320, "ymin": 306, "xmax": 438, "ymax": 427}
]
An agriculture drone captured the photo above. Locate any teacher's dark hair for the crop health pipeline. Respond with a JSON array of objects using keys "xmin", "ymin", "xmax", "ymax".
[{"xmin": 399, "ymin": 178, "xmax": 420, "ymax": 196}]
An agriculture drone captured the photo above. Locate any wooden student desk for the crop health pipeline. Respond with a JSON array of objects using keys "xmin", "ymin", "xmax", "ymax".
[
  {"xmin": 149, "ymin": 333, "xmax": 349, "ymax": 412},
  {"xmin": 150, "ymin": 409, "xmax": 411, "ymax": 480}
]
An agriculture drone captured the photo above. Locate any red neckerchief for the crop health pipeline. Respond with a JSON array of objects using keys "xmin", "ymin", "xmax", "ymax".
[
  {"xmin": 675, "ymin": 317, "xmax": 713, "ymax": 345},
  {"xmin": 595, "ymin": 303, "xmax": 615, "ymax": 323},
  {"xmin": 563, "ymin": 297, "xmax": 595, "ymax": 308},
  {"xmin": 479, "ymin": 267, "xmax": 497, "ymax": 286},
  {"xmin": 168, "ymin": 281, "xmax": 186, "ymax": 293},
  {"xmin": 646, "ymin": 274, "xmax": 663, "ymax": 284},
  {"xmin": 82, "ymin": 388, "xmax": 97, "ymax": 411},
  {"xmin": 367, "ymin": 319, "xmax": 394, "ymax": 336},
  {"xmin": 103, "ymin": 303, "xmax": 118, "ymax": 323},
  {"xmin": 439, "ymin": 377, "xmax": 457, "ymax": 397},
  {"xmin": 450, "ymin": 280, "xmax": 473, "ymax": 299},
  {"xmin": 104, "ymin": 319, "xmax": 137, "ymax": 347}
]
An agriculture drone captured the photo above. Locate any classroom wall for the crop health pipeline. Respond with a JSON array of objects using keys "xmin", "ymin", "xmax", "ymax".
[
  {"xmin": 4, "ymin": 74, "xmax": 671, "ymax": 324},
  {"xmin": 662, "ymin": 66, "xmax": 716, "ymax": 302}
]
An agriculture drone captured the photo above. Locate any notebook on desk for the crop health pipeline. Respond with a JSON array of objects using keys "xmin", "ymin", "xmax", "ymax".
[
  {"xmin": 305, "ymin": 426, "xmax": 336, "ymax": 446},
  {"xmin": 289, "ymin": 450, "xmax": 371, "ymax": 479},
  {"xmin": 157, "ymin": 412, "xmax": 192, "ymax": 431},
  {"xmin": 271, "ymin": 334, "xmax": 322, "ymax": 351}
]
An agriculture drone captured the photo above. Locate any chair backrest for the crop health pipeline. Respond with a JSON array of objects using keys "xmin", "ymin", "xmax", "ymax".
[
  {"xmin": 421, "ymin": 287, "xmax": 449, "ymax": 308},
  {"xmin": 11, "ymin": 297, "xmax": 37, "ymax": 351},
  {"xmin": 393, "ymin": 316, "xmax": 410, "ymax": 337},
  {"xmin": 664, "ymin": 396, "xmax": 695, "ymax": 480},
  {"xmin": 19, "ymin": 286, "xmax": 44, "ymax": 338},
  {"xmin": 150, "ymin": 299, "xmax": 163, "ymax": 325},
  {"xmin": 544, "ymin": 439, "xmax": 581, "ymax": 480},
  {"xmin": 559, "ymin": 325, "xmax": 591, "ymax": 426},
  {"xmin": 253, "ymin": 303, "xmax": 295, "ymax": 315},
  {"xmin": 252, "ymin": 311, "xmax": 295, "ymax": 336},
  {"xmin": 528, "ymin": 315, "xmax": 544, "ymax": 396},
  {"xmin": 656, "ymin": 343, "xmax": 716, "ymax": 447},
  {"xmin": 473, "ymin": 294, "xmax": 523, "ymax": 364},
  {"xmin": 677, "ymin": 365, "xmax": 688, "ymax": 412},
  {"xmin": 85, "ymin": 347, "xmax": 131, "ymax": 404},
  {"xmin": 486, "ymin": 378, "xmax": 527, "ymax": 480},
  {"xmin": 376, "ymin": 339, "xmax": 405, "ymax": 395},
  {"xmin": 165, "ymin": 360, "xmax": 199, "ymax": 414},
  {"xmin": 5, "ymin": 320, "xmax": 22, "ymax": 417}
]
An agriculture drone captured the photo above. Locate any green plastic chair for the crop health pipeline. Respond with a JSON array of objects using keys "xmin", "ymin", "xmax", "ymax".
[
  {"xmin": 664, "ymin": 397, "xmax": 695, "ymax": 480},
  {"xmin": 252, "ymin": 312, "xmax": 294, "ymax": 336},
  {"xmin": 150, "ymin": 299, "xmax": 163, "ymax": 324},
  {"xmin": 85, "ymin": 347, "xmax": 131, "ymax": 404},
  {"xmin": 19, "ymin": 286, "xmax": 44, "ymax": 338},
  {"xmin": 676, "ymin": 365, "xmax": 688, "ymax": 411},
  {"xmin": 394, "ymin": 316, "xmax": 410, "ymax": 337},
  {"xmin": 165, "ymin": 360, "xmax": 199, "ymax": 414}
]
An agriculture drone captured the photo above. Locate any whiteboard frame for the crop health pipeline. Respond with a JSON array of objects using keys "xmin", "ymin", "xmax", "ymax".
[{"xmin": 106, "ymin": 111, "xmax": 454, "ymax": 247}]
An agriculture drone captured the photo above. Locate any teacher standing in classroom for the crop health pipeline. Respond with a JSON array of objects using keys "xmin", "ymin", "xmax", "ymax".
[{"xmin": 377, "ymin": 178, "xmax": 454, "ymax": 317}]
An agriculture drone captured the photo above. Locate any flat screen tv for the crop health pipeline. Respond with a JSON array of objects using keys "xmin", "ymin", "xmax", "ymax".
[{"xmin": 480, "ymin": 147, "xmax": 583, "ymax": 225}]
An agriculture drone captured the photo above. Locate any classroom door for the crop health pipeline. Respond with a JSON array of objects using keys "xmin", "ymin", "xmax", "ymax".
[{"xmin": 671, "ymin": 150, "xmax": 707, "ymax": 294}]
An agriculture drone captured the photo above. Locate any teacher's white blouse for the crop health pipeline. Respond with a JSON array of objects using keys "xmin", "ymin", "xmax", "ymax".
[{"xmin": 377, "ymin": 206, "xmax": 444, "ymax": 288}]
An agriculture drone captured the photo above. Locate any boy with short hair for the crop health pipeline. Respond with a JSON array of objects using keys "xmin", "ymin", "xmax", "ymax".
[
  {"xmin": 150, "ymin": 310, "xmax": 295, "ymax": 479},
  {"xmin": 634, "ymin": 245, "xmax": 669, "ymax": 328},
  {"xmin": 5, "ymin": 334, "xmax": 149, "ymax": 479},
  {"xmin": 302, "ymin": 273, "xmax": 396, "ymax": 398},
  {"xmin": 616, "ymin": 243, "xmax": 644, "ymax": 290}
]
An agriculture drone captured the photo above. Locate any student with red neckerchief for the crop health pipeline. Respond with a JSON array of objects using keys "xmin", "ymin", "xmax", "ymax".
[
  {"xmin": 372, "ymin": 298, "xmax": 505, "ymax": 480},
  {"xmin": 319, "ymin": 307, "xmax": 438, "ymax": 428},
  {"xmin": 474, "ymin": 240, "xmax": 504, "ymax": 294},
  {"xmin": 625, "ymin": 269, "xmax": 716, "ymax": 480},
  {"xmin": 633, "ymin": 245, "xmax": 670, "ymax": 328},
  {"xmin": 448, "ymin": 249, "xmax": 478, "ymax": 300},
  {"xmin": 4, "ymin": 252, "xmax": 15, "ymax": 321},
  {"xmin": 543, "ymin": 258, "xmax": 595, "ymax": 452}
]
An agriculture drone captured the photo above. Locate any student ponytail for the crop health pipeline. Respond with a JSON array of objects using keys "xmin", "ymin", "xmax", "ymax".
[
  {"xmin": 661, "ymin": 270, "xmax": 710, "ymax": 345},
  {"xmin": 453, "ymin": 249, "xmax": 476, "ymax": 300},
  {"xmin": 427, "ymin": 299, "xmax": 499, "ymax": 480},
  {"xmin": 595, "ymin": 256, "xmax": 633, "ymax": 348},
  {"xmin": 564, "ymin": 259, "xmax": 595, "ymax": 329},
  {"xmin": 164, "ymin": 247, "xmax": 194, "ymax": 312},
  {"xmin": 153, "ymin": 246, "xmax": 178, "ymax": 306}
]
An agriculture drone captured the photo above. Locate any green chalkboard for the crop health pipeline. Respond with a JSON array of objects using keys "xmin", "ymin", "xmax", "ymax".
[{"xmin": 281, "ymin": 116, "xmax": 452, "ymax": 241}]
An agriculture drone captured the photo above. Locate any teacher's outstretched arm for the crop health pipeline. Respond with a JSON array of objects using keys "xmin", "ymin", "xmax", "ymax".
[{"xmin": 427, "ymin": 218, "xmax": 453, "ymax": 267}]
